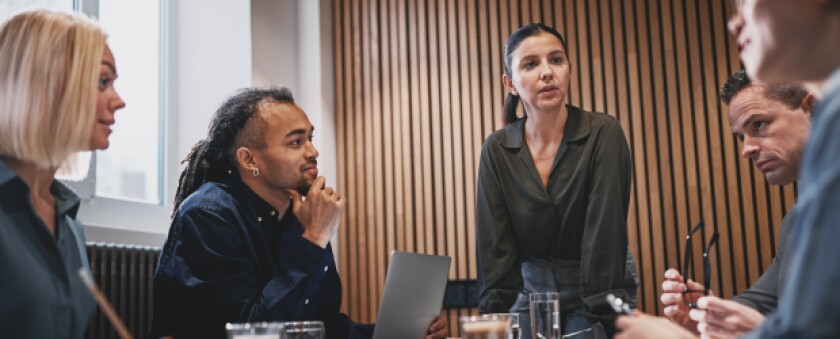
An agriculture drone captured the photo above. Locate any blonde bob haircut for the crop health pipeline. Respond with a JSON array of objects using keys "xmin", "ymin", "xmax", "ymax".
[{"xmin": 0, "ymin": 10, "xmax": 106, "ymax": 169}]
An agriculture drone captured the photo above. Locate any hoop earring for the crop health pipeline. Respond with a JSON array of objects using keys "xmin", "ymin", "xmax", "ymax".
[{"xmin": 253, "ymin": 168, "xmax": 260, "ymax": 177}]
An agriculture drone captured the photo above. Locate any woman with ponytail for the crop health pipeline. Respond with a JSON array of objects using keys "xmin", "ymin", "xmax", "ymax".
[{"xmin": 476, "ymin": 23, "xmax": 635, "ymax": 338}]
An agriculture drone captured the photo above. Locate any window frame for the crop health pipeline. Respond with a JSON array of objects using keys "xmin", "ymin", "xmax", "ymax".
[{"xmin": 70, "ymin": 0, "xmax": 177, "ymax": 238}]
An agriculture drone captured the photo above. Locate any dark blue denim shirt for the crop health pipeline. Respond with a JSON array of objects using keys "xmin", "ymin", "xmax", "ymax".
[
  {"xmin": 0, "ymin": 158, "xmax": 96, "ymax": 339},
  {"xmin": 149, "ymin": 175, "xmax": 373, "ymax": 339}
]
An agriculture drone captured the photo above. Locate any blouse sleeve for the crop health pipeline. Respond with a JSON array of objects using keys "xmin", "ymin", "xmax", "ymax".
[
  {"xmin": 579, "ymin": 119, "xmax": 632, "ymax": 319},
  {"xmin": 475, "ymin": 141, "xmax": 522, "ymax": 313}
]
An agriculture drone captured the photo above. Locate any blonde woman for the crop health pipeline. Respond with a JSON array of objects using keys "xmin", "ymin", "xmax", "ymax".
[{"xmin": 0, "ymin": 10, "xmax": 125, "ymax": 338}]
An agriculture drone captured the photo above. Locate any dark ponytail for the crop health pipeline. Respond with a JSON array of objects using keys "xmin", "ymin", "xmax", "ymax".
[
  {"xmin": 172, "ymin": 86, "xmax": 296, "ymax": 216},
  {"xmin": 503, "ymin": 92, "xmax": 521, "ymax": 125},
  {"xmin": 502, "ymin": 23, "xmax": 569, "ymax": 125}
]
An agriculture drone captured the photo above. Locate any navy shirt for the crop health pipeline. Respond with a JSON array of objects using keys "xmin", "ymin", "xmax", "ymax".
[
  {"xmin": 150, "ymin": 175, "xmax": 373, "ymax": 339},
  {"xmin": 0, "ymin": 158, "xmax": 96, "ymax": 339}
]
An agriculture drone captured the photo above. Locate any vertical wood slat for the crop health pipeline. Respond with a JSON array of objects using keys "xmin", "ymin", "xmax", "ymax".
[
  {"xmin": 463, "ymin": 0, "xmax": 478, "ymax": 280},
  {"xmin": 419, "ymin": 0, "xmax": 433, "ymax": 259},
  {"xmin": 448, "ymin": 0, "xmax": 467, "ymax": 280},
  {"xmin": 636, "ymin": 0, "xmax": 666, "ymax": 312},
  {"xmin": 658, "ymin": 0, "xmax": 686, "ymax": 297},
  {"xmin": 388, "ymin": 0, "xmax": 403, "ymax": 257},
  {"xmin": 335, "ymin": 0, "xmax": 349, "ymax": 315},
  {"xmin": 368, "ymin": 0, "xmax": 385, "ymax": 322},
  {"xmin": 379, "ymin": 0, "xmax": 395, "ymax": 320},
  {"xmin": 334, "ymin": 0, "xmax": 797, "ymax": 334}
]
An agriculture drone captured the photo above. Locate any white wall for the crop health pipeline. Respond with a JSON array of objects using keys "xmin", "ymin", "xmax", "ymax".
[
  {"xmin": 251, "ymin": 0, "xmax": 297, "ymax": 89},
  {"xmin": 176, "ymin": 0, "xmax": 253, "ymax": 163}
]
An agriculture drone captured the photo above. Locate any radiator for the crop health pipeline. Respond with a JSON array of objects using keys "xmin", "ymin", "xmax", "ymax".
[{"xmin": 84, "ymin": 242, "xmax": 161, "ymax": 339}]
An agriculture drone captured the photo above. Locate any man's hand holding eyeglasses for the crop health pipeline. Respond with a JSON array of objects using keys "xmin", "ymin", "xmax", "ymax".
[
  {"xmin": 689, "ymin": 296, "xmax": 765, "ymax": 339},
  {"xmin": 661, "ymin": 268, "xmax": 705, "ymax": 335}
]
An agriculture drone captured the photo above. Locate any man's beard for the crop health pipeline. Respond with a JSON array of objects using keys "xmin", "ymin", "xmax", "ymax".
[{"xmin": 294, "ymin": 184, "xmax": 311, "ymax": 197}]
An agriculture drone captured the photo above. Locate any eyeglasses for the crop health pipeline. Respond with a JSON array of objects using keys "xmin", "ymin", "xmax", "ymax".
[{"xmin": 680, "ymin": 221, "xmax": 719, "ymax": 309}]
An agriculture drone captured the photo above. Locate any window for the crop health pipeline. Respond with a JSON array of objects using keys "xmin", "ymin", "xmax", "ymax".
[
  {"xmin": 94, "ymin": 0, "xmax": 162, "ymax": 204},
  {"xmin": 0, "ymin": 0, "xmax": 71, "ymax": 19},
  {"xmin": 2, "ymin": 0, "xmax": 164, "ymax": 205},
  {"xmin": 6, "ymin": 0, "xmax": 258, "ymax": 242}
]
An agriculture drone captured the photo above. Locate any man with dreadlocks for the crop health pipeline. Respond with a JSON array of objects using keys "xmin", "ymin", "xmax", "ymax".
[{"xmin": 149, "ymin": 86, "xmax": 448, "ymax": 339}]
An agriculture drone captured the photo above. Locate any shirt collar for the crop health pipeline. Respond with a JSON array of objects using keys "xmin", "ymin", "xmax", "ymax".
[
  {"xmin": 0, "ymin": 158, "xmax": 81, "ymax": 218},
  {"xmin": 499, "ymin": 104, "xmax": 591, "ymax": 149},
  {"xmin": 220, "ymin": 174, "xmax": 288, "ymax": 223},
  {"xmin": 0, "ymin": 157, "xmax": 17, "ymax": 187},
  {"xmin": 52, "ymin": 181, "xmax": 81, "ymax": 219}
]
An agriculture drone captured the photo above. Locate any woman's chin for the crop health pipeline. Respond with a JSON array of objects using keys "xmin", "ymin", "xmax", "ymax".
[{"xmin": 89, "ymin": 140, "xmax": 110, "ymax": 151}]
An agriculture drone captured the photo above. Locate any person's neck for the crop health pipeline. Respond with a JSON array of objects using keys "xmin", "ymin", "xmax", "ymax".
[
  {"xmin": 524, "ymin": 104, "xmax": 568, "ymax": 145},
  {"xmin": 240, "ymin": 175, "xmax": 291, "ymax": 216},
  {"xmin": 2, "ymin": 156, "xmax": 57, "ymax": 199}
]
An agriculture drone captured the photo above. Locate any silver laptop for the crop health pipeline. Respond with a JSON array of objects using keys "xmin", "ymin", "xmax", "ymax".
[{"xmin": 372, "ymin": 251, "xmax": 451, "ymax": 339}]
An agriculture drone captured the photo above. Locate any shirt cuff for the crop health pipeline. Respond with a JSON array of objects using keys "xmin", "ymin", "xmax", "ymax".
[{"xmin": 294, "ymin": 237, "xmax": 335, "ymax": 283}]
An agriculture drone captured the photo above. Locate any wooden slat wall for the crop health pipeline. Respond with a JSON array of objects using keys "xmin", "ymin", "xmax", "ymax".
[{"xmin": 333, "ymin": 0, "xmax": 796, "ymax": 333}]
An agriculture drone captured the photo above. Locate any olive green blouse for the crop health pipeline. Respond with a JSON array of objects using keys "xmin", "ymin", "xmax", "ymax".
[{"xmin": 476, "ymin": 105, "xmax": 632, "ymax": 316}]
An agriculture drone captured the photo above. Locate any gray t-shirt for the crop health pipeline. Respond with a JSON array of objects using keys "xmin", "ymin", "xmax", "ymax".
[{"xmin": 731, "ymin": 213, "xmax": 794, "ymax": 314}]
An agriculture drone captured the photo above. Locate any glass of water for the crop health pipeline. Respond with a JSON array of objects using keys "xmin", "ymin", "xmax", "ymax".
[
  {"xmin": 280, "ymin": 321, "xmax": 325, "ymax": 339},
  {"xmin": 225, "ymin": 322, "xmax": 285, "ymax": 339},
  {"xmin": 529, "ymin": 292, "xmax": 559, "ymax": 339}
]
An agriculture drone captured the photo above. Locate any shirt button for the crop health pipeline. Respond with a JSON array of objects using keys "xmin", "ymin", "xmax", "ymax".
[
  {"xmin": 270, "ymin": 210, "xmax": 276, "ymax": 216},
  {"xmin": 258, "ymin": 217, "xmax": 263, "ymax": 222},
  {"xmin": 305, "ymin": 299, "xmax": 309, "ymax": 304},
  {"xmin": 324, "ymin": 266, "xmax": 329, "ymax": 272}
]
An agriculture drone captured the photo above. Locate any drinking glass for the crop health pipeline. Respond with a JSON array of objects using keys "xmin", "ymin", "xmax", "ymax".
[
  {"xmin": 280, "ymin": 321, "xmax": 325, "ymax": 339},
  {"xmin": 225, "ymin": 322, "xmax": 285, "ymax": 339},
  {"xmin": 485, "ymin": 313, "xmax": 520, "ymax": 339},
  {"xmin": 460, "ymin": 314, "xmax": 513, "ymax": 339},
  {"xmin": 529, "ymin": 292, "xmax": 559, "ymax": 339}
]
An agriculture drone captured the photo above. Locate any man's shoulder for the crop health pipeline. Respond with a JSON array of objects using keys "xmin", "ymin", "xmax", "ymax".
[{"xmin": 177, "ymin": 181, "xmax": 240, "ymax": 218}]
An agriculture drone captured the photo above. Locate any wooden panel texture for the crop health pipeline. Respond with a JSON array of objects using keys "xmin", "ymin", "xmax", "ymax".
[{"xmin": 332, "ymin": 0, "xmax": 794, "ymax": 334}]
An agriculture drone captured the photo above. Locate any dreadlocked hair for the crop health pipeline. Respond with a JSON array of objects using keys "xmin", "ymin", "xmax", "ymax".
[{"xmin": 172, "ymin": 86, "xmax": 296, "ymax": 216}]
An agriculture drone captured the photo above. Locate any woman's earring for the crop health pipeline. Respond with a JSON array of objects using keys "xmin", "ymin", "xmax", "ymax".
[{"xmin": 253, "ymin": 168, "xmax": 260, "ymax": 177}]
